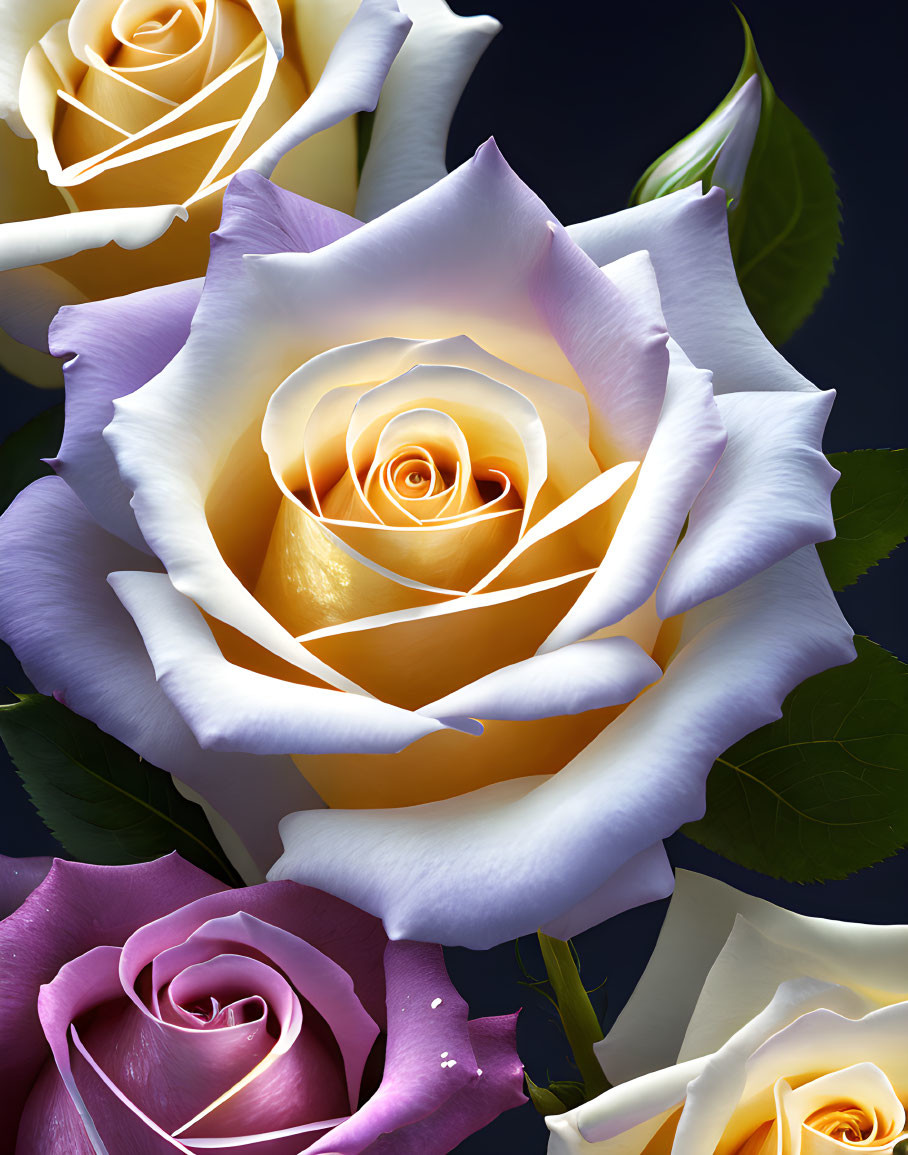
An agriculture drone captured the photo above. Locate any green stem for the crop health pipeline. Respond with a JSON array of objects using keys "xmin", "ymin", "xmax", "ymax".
[{"xmin": 537, "ymin": 932, "xmax": 611, "ymax": 1098}]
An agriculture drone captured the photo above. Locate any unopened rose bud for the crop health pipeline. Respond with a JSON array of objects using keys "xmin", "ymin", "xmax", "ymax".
[
  {"xmin": 630, "ymin": 7, "xmax": 773, "ymax": 214},
  {"xmin": 632, "ymin": 72, "xmax": 761, "ymax": 210}
]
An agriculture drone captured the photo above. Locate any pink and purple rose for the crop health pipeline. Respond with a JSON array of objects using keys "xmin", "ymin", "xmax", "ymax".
[{"xmin": 0, "ymin": 853, "xmax": 524, "ymax": 1152}]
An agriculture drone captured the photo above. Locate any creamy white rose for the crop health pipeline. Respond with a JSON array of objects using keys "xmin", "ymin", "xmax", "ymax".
[
  {"xmin": 548, "ymin": 871, "xmax": 908, "ymax": 1154},
  {"xmin": 0, "ymin": 0, "xmax": 498, "ymax": 383}
]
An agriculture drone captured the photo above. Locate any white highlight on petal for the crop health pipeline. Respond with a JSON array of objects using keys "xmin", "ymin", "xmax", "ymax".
[
  {"xmin": 0, "ymin": 202, "xmax": 186, "ymax": 271},
  {"xmin": 418, "ymin": 636, "xmax": 661, "ymax": 724},
  {"xmin": 109, "ymin": 568, "xmax": 446, "ymax": 755}
]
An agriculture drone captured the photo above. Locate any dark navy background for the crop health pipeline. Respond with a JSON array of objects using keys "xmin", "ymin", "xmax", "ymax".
[{"xmin": 1, "ymin": 0, "xmax": 905, "ymax": 1150}]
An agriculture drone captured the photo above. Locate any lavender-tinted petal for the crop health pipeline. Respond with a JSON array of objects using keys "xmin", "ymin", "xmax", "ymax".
[
  {"xmin": 271, "ymin": 549, "xmax": 854, "ymax": 949},
  {"xmin": 48, "ymin": 279, "xmax": 203, "ymax": 550}
]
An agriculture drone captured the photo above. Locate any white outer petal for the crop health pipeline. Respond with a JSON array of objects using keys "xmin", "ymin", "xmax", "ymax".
[
  {"xmin": 356, "ymin": 0, "xmax": 500, "ymax": 219},
  {"xmin": 553, "ymin": 979, "xmax": 870, "ymax": 1153},
  {"xmin": 0, "ymin": 477, "xmax": 313, "ymax": 878},
  {"xmin": 109, "ymin": 568, "xmax": 448, "ymax": 754},
  {"xmin": 418, "ymin": 636, "xmax": 662, "ymax": 725},
  {"xmin": 599, "ymin": 869, "xmax": 908, "ymax": 1085},
  {"xmin": 658, "ymin": 389, "xmax": 838, "ymax": 617},
  {"xmin": 0, "ymin": 0, "xmax": 74, "ymax": 132},
  {"xmin": 567, "ymin": 184, "xmax": 817, "ymax": 396},
  {"xmin": 270, "ymin": 548, "xmax": 854, "ymax": 948},
  {"xmin": 240, "ymin": 0, "xmax": 411, "ymax": 180},
  {"xmin": 538, "ymin": 842, "xmax": 674, "ymax": 943},
  {"xmin": 0, "ymin": 202, "xmax": 187, "ymax": 273}
]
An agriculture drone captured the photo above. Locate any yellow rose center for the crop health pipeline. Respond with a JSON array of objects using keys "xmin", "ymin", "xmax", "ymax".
[
  {"xmin": 200, "ymin": 340, "xmax": 680, "ymax": 809},
  {"xmin": 718, "ymin": 1067, "xmax": 908, "ymax": 1155},
  {"xmin": 16, "ymin": 0, "xmax": 365, "ymax": 297},
  {"xmin": 806, "ymin": 1103, "xmax": 874, "ymax": 1143}
]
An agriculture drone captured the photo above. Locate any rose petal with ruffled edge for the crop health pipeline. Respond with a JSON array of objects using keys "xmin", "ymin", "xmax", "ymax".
[
  {"xmin": 534, "ymin": 229, "xmax": 669, "ymax": 460},
  {"xmin": 417, "ymin": 636, "xmax": 661, "ymax": 726},
  {"xmin": 567, "ymin": 184, "xmax": 816, "ymax": 397},
  {"xmin": 0, "ymin": 202, "xmax": 187, "ymax": 273},
  {"xmin": 538, "ymin": 842, "xmax": 673, "ymax": 942},
  {"xmin": 657, "ymin": 389, "xmax": 838, "ymax": 617},
  {"xmin": 0, "ymin": 477, "xmax": 317, "ymax": 877},
  {"xmin": 540, "ymin": 340, "xmax": 726, "ymax": 653},
  {"xmin": 356, "ymin": 0, "xmax": 500, "ymax": 220},
  {"xmin": 271, "ymin": 548, "xmax": 854, "ymax": 949},
  {"xmin": 599, "ymin": 870, "xmax": 908, "ymax": 1086},
  {"xmin": 308, "ymin": 941, "xmax": 479, "ymax": 1153},
  {"xmin": 239, "ymin": 0, "xmax": 411, "ymax": 183},
  {"xmin": 108, "ymin": 568, "xmax": 448, "ymax": 752},
  {"xmin": 49, "ymin": 278, "xmax": 203, "ymax": 549}
]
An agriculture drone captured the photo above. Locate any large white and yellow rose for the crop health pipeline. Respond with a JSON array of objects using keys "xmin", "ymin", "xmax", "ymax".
[
  {"xmin": 0, "ymin": 144, "xmax": 854, "ymax": 948},
  {"xmin": 0, "ymin": 0, "xmax": 498, "ymax": 382},
  {"xmin": 548, "ymin": 871, "xmax": 908, "ymax": 1154}
]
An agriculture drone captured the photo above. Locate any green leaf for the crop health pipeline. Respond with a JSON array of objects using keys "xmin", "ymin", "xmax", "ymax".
[
  {"xmin": 819, "ymin": 450, "xmax": 908, "ymax": 590},
  {"xmin": 631, "ymin": 10, "xmax": 841, "ymax": 346},
  {"xmin": 0, "ymin": 404, "xmax": 64, "ymax": 515},
  {"xmin": 730, "ymin": 92, "xmax": 841, "ymax": 345},
  {"xmin": 525, "ymin": 1073, "xmax": 569, "ymax": 1117},
  {"xmin": 683, "ymin": 638, "xmax": 908, "ymax": 881},
  {"xmin": 0, "ymin": 693, "xmax": 243, "ymax": 886}
]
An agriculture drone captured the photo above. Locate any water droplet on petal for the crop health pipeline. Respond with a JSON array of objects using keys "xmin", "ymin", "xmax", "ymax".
[{"xmin": 430, "ymin": 997, "xmax": 443, "ymax": 1009}]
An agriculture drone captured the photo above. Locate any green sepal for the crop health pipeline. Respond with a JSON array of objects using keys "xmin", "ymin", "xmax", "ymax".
[
  {"xmin": 525, "ymin": 1072, "xmax": 569, "ymax": 1117},
  {"xmin": 683, "ymin": 638, "xmax": 908, "ymax": 881},
  {"xmin": 0, "ymin": 693, "xmax": 244, "ymax": 886},
  {"xmin": 0, "ymin": 404, "xmax": 64, "ymax": 515},
  {"xmin": 819, "ymin": 450, "xmax": 908, "ymax": 590}
]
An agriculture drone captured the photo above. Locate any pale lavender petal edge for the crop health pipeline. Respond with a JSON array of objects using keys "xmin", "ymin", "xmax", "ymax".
[
  {"xmin": 48, "ymin": 278, "xmax": 203, "ymax": 551},
  {"xmin": 0, "ymin": 477, "xmax": 313, "ymax": 875}
]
